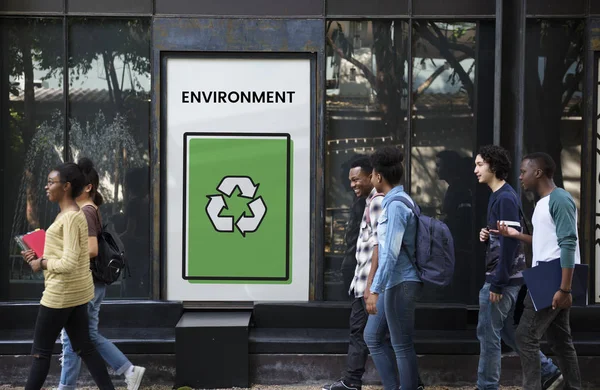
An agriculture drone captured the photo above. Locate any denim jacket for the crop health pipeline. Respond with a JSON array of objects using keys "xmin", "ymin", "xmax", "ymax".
[{"xmin": 370, "ymin": 186, "xmax": 421, "ymax": 294}]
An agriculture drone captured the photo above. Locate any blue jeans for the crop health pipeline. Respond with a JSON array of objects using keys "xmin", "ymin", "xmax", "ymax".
[
  {"xmin": 365, "ymin": 282, "xmax": 422, "ymax": 390},
  {"xmin": 477, "ymin": 283, "xmax": 559, "ymax": 390},
  {"xmin": 59, "ymin": 283, "xmax": 132, "ymax": 390}
]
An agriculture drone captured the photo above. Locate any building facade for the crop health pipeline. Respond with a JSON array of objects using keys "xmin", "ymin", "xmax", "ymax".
[{"xmin": 1, "ymin": 0, "xmax": 600, "ymax": 386}]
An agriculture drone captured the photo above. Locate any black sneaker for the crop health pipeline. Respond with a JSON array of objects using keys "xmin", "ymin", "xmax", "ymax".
[
  {"xmin": 542, "ymin": 371, "xmax": 564, "ymax": 390},
  {"xmin": 322, "ymin": 380, "xmax": 361, "ymax": 390}
]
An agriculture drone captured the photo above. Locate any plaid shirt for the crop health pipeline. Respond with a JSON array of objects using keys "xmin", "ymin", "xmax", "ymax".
[{"xmin": 349, "ymin": 188, "xmax": 383, "ymax": 298}]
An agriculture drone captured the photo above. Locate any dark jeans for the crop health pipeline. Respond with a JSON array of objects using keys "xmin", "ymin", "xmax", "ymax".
[
  {"xmin": 516, "ymin": 294, "xmax": 581, "ymax": 390},
  {"xmin": 341, "ymin": 256, "xmax": 358, "ymax": 297},
  {"xmin": 344, "ymin": 297, "xmax": 369, "ymax": 385},
  {"xmin": 25, "ymin": 303, "xmax": 114, "ymax": 390}
]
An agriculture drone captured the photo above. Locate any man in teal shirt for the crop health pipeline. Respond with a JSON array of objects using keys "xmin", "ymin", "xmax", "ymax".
[{"xmin": 497, "ymin": 152, "xmax": 581, "ymax": 390}]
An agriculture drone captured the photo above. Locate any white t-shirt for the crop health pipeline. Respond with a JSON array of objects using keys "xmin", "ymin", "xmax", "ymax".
[{"xmin": 531, "ymin": 188, "xmax": 580, "ymax": 267}]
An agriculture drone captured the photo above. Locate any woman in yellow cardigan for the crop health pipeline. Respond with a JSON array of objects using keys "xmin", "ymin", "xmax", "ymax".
[{"xmin": 22, "ymin": 162, "xmax": 114, "ymax": 390}]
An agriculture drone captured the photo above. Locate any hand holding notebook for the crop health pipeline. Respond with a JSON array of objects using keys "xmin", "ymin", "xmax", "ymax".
[
  {"xmin": 14, "ymin": 229, "xmax": 46, "ymax": 259},
  {"xmin": 522, "ymin": 258, "xmax": 588, "ymax": 311}
]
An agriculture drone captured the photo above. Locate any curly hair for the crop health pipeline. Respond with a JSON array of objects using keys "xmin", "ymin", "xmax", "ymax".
[
  {"xmin": 478, "ymin": 145, "xmax": 511, "ymax": 180},
  {"xmin": 370, "ymin": 146, "xmax": 404, "ymax": 185}
]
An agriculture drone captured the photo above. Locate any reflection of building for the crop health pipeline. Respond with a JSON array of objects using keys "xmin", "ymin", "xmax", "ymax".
[
  {"xmin": 9, "ymin": 87, "xmax": 149, "ymax": 121},
  {"xmin": 1, "ymin": 2, "xmax": 600, "ymax": 387}
]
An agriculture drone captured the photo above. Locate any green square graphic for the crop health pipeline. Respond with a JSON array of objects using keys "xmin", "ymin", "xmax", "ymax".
[{"xmin": 183, "ymin": 133, "xmax": 291, "ymax": 283}]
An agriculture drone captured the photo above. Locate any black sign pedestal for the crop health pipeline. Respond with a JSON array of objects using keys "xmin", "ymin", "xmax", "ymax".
[{"xmin": 175, "ymin": 311, "xmax": 252, "ymax": 388}]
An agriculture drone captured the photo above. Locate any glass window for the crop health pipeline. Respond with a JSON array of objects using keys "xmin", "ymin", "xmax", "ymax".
[
  {"xmin": 325, "ymin": 20, "xmax": 410, "ymax": 300},
  {"xmin": 524, "ymin": 20, "xmax": 584, "ymax": 213},
  {"xmin": 68, "ymin": 18, "xmax": 151, "ymax": 298},
  {"xmin": 1, "ymin": 18, "xmax": 64, "ymax": 301},
  {"xmin": 596, "ymin": 55, "xmax": 600, "ymax": 304},
  {"xmin": 411, "ymin": 21, "xmax": 478, "ymax": 303}
]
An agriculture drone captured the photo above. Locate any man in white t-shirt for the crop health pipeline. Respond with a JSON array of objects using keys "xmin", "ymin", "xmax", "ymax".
[{"xmin": 496, "ymin": 152, "xmax": 581, "ymax": 390}]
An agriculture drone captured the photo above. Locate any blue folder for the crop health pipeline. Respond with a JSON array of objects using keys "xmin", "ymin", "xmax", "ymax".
[{"xmin": 522, "ymin": 258, "xmax": 588, "ymax": 311}]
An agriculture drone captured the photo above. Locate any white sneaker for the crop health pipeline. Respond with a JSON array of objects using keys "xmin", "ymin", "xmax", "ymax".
[
  {"xmin": 125, "ymin": 365, "xmax": 146, "ymax": 390},
  {"xmin": 544, "ymin": 374, "xmax": 564, "ymax": 390}
]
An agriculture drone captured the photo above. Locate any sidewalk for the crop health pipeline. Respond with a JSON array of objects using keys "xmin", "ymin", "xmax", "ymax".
[{"xmin": 1, "ymin": 386, "xmax": 521, "ymax": 390}]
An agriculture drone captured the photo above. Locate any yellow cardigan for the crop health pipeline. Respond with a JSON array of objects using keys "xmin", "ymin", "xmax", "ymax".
[{"xmin": 41, "ymin": 210, "xmax": 94, "ymax": 309}]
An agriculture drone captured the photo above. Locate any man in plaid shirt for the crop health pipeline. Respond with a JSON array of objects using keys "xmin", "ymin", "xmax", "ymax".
[{"xmin": 323, "ymin": 156, "xmax": 383, "ymax": 390}]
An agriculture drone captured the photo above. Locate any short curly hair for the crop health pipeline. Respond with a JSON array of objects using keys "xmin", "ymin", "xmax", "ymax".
[
  {"xmin": 370, "ymin": 146, "xmax": 404, "ymax": 185},
  {"xmin": 349, "ymin": 155, "xmax": 373, "ymax": 175},
  {"xmin": 478, "ymin": 145, "xmax": 511, "ymax": 180},
  {"xmin": 523, "ymin": 152, "xmax": 556, "ymax": 179}
]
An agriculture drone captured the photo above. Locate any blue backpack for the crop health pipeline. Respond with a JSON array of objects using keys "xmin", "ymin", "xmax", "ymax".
[{"xmin": 397, "ymin": 197, "xmax": 455, "ymax": 287}]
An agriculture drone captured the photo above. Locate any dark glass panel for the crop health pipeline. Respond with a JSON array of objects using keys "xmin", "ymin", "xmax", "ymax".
[
  {"xmin": 411, "ymin": 22, "xmax": 479, "ymax": 303},
  {"xmin": 326, "ymin": 0, "xmax": 408, "ymax": 17},
  {"xmin": 324, "ymin": 20, "xmax": 410, "ymax": 300},
  {"xmin": 156, "ymin": 0, "xmax": 322, "ymax": 16},
  {"xmin": 0, "ymin": 0, "xmax": 63, "ymax": 14},
  {"xmin": 68, "ymin": 18, "xmax": 152, "ymax": 298},
  {"xmin": 1, "ymin": 18, "xmax": 64, "ymax": 300},
  {"xmin": 413, "ymin": 0, "xmax": 495, "ymax": 17},
  {"xmin": 526, "ymin": 0, "xmax": 586, "ymax": 16},
  {"xmin": 524, "ymin": 20, "xmax": 584, "ymax": 214},
  {"xmin": 68, "ymin": 0, "xmax": 153, "ymax": 14}
]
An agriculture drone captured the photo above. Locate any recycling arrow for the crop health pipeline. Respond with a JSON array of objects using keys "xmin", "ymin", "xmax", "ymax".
[
  {"xmin": 205, "ymin": 175, "xmax": 268, "ymax": 236},
  {"xmin": 217, "ymin": 176, "xmax": 259, "ymax": 198},
  {"xmin": 205, "ymin": 195, "xmax": 234, "ymax": 232},
  {"xmin": 235, "ymin": 196, "xmax": 267, "ymax": 237}
]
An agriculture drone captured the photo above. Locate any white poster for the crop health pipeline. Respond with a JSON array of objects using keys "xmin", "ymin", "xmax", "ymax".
[{"xmin": 165, "ymin": 56, "xmax": 311, "ymax": 301}]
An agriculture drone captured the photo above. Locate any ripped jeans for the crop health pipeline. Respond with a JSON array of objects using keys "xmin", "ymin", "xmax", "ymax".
[{"xmin": 25, "ymin": 303, "xmax": 114, "ymax": 390}]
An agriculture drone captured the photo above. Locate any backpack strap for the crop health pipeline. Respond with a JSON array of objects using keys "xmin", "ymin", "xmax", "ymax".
[
  {"xmin": 94, "ymin": 207, "xmax": 103, "ymax": 234},
  {"xmin": 394, "ymin": 197, "xmax": 421, "ymax": 273},
  {"xmin": 396, "ymin": 196, "xmax": 420, "ymax": 217}
]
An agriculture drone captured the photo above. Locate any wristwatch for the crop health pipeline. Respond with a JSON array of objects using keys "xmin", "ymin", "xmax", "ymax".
[{"xmin": 559, "ymin": 288, "xmax": 572, "ymax": 294}]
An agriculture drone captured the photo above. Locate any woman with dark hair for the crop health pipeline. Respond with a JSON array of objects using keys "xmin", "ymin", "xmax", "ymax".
[
  {"xmin": 57, "ymin": 158, "xmax": 145, "ymax": 390},
  {"xmin": 21, "ymin": 162, "xmax": 114, "ymax": 390},
  {"xmin": 363, "ymin": 146, "xmax": 423, "ymax": 390}
]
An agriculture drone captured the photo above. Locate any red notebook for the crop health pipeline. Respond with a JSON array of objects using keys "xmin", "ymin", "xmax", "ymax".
[{"xmin": 22, "ymin": 229, "xmax": 46, "ymax": 258}]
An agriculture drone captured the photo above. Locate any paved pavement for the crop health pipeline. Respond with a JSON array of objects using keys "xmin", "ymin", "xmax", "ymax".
[{"xmin": 1, "ymin": 385, "xmax": 521, "ymax": 390}]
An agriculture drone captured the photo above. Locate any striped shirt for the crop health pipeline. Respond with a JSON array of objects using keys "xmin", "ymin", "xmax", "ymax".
[
  {"xmin": 349, "ymin": 188, "xmax": 383, "ymax": 298},
  {"xmin": 41, "ymin": 211, "xmax": 94, "ymax": 309}
]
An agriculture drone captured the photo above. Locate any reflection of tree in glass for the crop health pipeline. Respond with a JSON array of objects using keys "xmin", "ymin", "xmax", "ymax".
[
  {"xmin": 68, "ymin": 18, "xmax": 151, "ymax": 111},
  {"xmin": 5, "ymin": 17, "xmax": 150, "ymax": 241},
  {"xmin": 6, "ymin": 19, "xmax": 63, "ymax": 148},
  {"xmin": 326, "ymin": 21, "xmax": 476, "ymax": 140},
  {"xmin": 525, "ymin": 20, "xmax": 584, "ymax": 190},
  {"xmin": 10, "ymin": 112, "xmax": 63, "ymax": 239},
  {"xmin": 70, "ymin": 111, "xmax": 145, "ymax": 212},
  {"xmin": 5, "ymin": 19, "xmax": 64, "ymax": 275},
  {"xmin": 412, "ymin": 22, "xmax": 475, "ymax": 106},
  {"xmin": 327, "ymin": 20, "xmax": 409, "ymax": 142},
  {"xmin": 10, "ymin": 111, "xmax": 144, "ymax": 266},
  {"xmin": 7, "ymin": 18, "xmax": 150, "ymax": 148}
]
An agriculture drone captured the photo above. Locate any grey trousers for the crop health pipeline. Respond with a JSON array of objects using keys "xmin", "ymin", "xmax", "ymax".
[{"xmin": 515, "ymin": 293, "xmax": 581, "ymax": 390}]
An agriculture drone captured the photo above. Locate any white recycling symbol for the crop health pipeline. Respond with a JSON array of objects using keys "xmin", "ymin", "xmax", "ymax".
[{"xmin": 205, "ymin": 176, "xmax": 267, "ymax": 237}]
